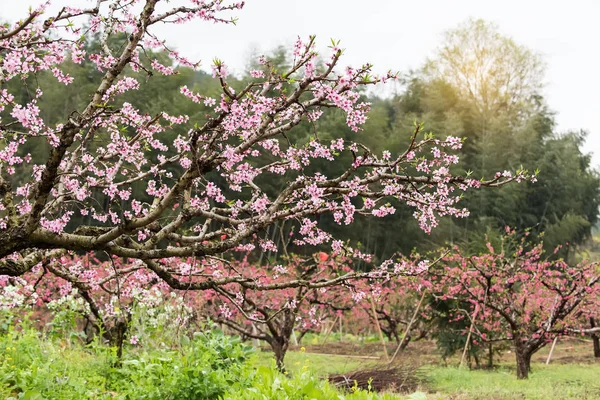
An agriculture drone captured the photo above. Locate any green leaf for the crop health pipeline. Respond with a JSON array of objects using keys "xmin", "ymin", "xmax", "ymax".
[{"xmin": 22, "ymin": 391, "xmax": 43, "ymax": 400}]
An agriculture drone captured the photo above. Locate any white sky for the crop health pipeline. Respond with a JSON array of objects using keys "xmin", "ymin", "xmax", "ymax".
[{"xmin": 1, "ymin": 0, "xmax": 599, "ymax": 168}]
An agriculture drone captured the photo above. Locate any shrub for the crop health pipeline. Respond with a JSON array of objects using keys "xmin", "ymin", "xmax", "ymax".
[
  {"xmin": 223, "ymin": 364, "xmax": 399, "ymax": 400},
  {"xmin": 0, "ymin": 329, "xmax": 253, "ymax": 399}
]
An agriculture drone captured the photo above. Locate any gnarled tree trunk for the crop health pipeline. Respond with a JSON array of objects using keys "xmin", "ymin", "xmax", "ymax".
[
  {"xmin": 399, "ymin": 334, "xmax": 411, "ymax": 351},
  {"xmin": 269, "ymin": 336, "xmax": 290, "ymax": 372},
  {"xmin": 590, "ymin": 318, "xmax": 600, "ymax": 358},
  {"xmin": 108, "ymin": 316, "xmax": 129, "ymax": 364},
  {"xmin": 514, "ymin": 340, "xmax": 532, "ymax": 379},
  {"xmin": 593, "ymin": 335, "xmax": 600, "ymax": 358},
  {"xmin": 297, "ymin": 329, "xmax": 309, "ymax": 345}
]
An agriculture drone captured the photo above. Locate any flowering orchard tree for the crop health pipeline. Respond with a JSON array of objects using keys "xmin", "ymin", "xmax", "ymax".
[
  {"xmin": 205, "ymin": 252, "xmax": 438, "ymax": 370},
  {"xmin": 0, "ymin": 0, "xmax": 534, "ymax": 285},
  {"xmin": 203, "ymin": 253, "xmax": 387, "ymax": 371},
  {"xmin": 426, "ymin": 232, "xmax": 600, "ymax": 379},
  {"xmin": 370, "ymin": 278, "xmax": 430, "ymax": 348},
  {"xmin": 0, "ymin": 253, "xmax": 198, "ymax": 357},
  {"xmin": 569, "ymin": 284, "xmax": 600, "ymax": 358},
  {"xmin": 0, "ymin": 248, "xmax": 407, "ymax": 370}
]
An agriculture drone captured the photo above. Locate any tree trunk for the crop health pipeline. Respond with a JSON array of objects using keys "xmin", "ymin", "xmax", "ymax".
[
  {"xmin": 112, "ymin": 317, "xmax": 128, "ymax": 359},
  {"xmin": 83, "ymin": 317, "xmax": 99, "ymax": 344},
  {"xmin": 380, "ymin": 318, "xmax": 398, "ymax": 343},
  {"xmin": 105, "ymin": 316, "xmax": 129, "ymax": 367},
  {"xmin": 399, "ymin": 334, "xmax": 411, "ymax": 351},
  {"xmin": 270, "ymin": 337, "xmax": 289, "ymax": 372},
  {"xmin": 593, "ymin": 335, "xmax": 600, "ymax": 358},
  {"xmin": 514, "ymin": 344, "xmax": 532, "ymax": 379},
  {"xmin": 297, "ymin": 329, "xmax": 308, "ymax": 345},
  {"xmin": 391, "ymin": 323, "xmax": 400, "ymax": 343},
  {"xmin": 382, "ymin": 328, "xmax": 394, "ymax": 343},
  {"xmin": 414, "ymin": 329, "xmax": 428, "ymax": 341},
  {"xmin": 487, "ymin": 343, "xmax": 494, "ymax": 369},
  {"xmin": 590, "ymin": 318, "xmax": 600, "ymax": 358}
]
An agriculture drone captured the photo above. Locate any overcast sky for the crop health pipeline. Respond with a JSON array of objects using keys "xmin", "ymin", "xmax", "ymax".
[{"xmin": 2, "ymin": 0, "xmax": 599, "ymax": 167}]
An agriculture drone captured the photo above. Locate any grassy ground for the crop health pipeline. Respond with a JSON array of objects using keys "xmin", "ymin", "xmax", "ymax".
[
  {"xmin": 253, "ymin": 348, "xmax": 369, "ymax": 375},
  {"xmin": 254, "ymin": 338, "xmax": 600, "ymax": 399},
  {"xmin": 425, "ymin": 364, "xmax": 600, "ymax": 399}
]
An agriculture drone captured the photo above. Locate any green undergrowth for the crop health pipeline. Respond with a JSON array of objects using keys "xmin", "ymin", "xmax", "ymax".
[
  {"xmin": 0, "ymin": 328, "xmax": 254, "ymax": 399},
  {"xmin": 223, "ymin": 364, "xmax": 401, "ymax": 400},
  {"xmin": 0, "ymin": 329, "xmax": 401, "ymax": 399},
  {"xmin": 6, "ymin": 327, "xmax": 600, "ymax": 399}
]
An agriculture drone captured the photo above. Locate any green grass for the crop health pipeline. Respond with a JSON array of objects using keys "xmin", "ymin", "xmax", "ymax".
[
  {"xmin": 253, "ymin": 349, "xmax": 369, "ymax": 375},
  {"xmin": 421, "ymin": 364, "xmax": 600, "ymax": 399}
]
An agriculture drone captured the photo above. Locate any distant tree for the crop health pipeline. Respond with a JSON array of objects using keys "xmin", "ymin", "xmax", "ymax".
[
  {"xmin": 424, "ymin": 18, "xmax": 545, "ymax": 119},
  {"xmin": 386, "ymin": 18, "xmax": 600, "ymax": 251},
  {"xmin": 427, "ymin": 231, "xmax": 600, "ymax": 379}
]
